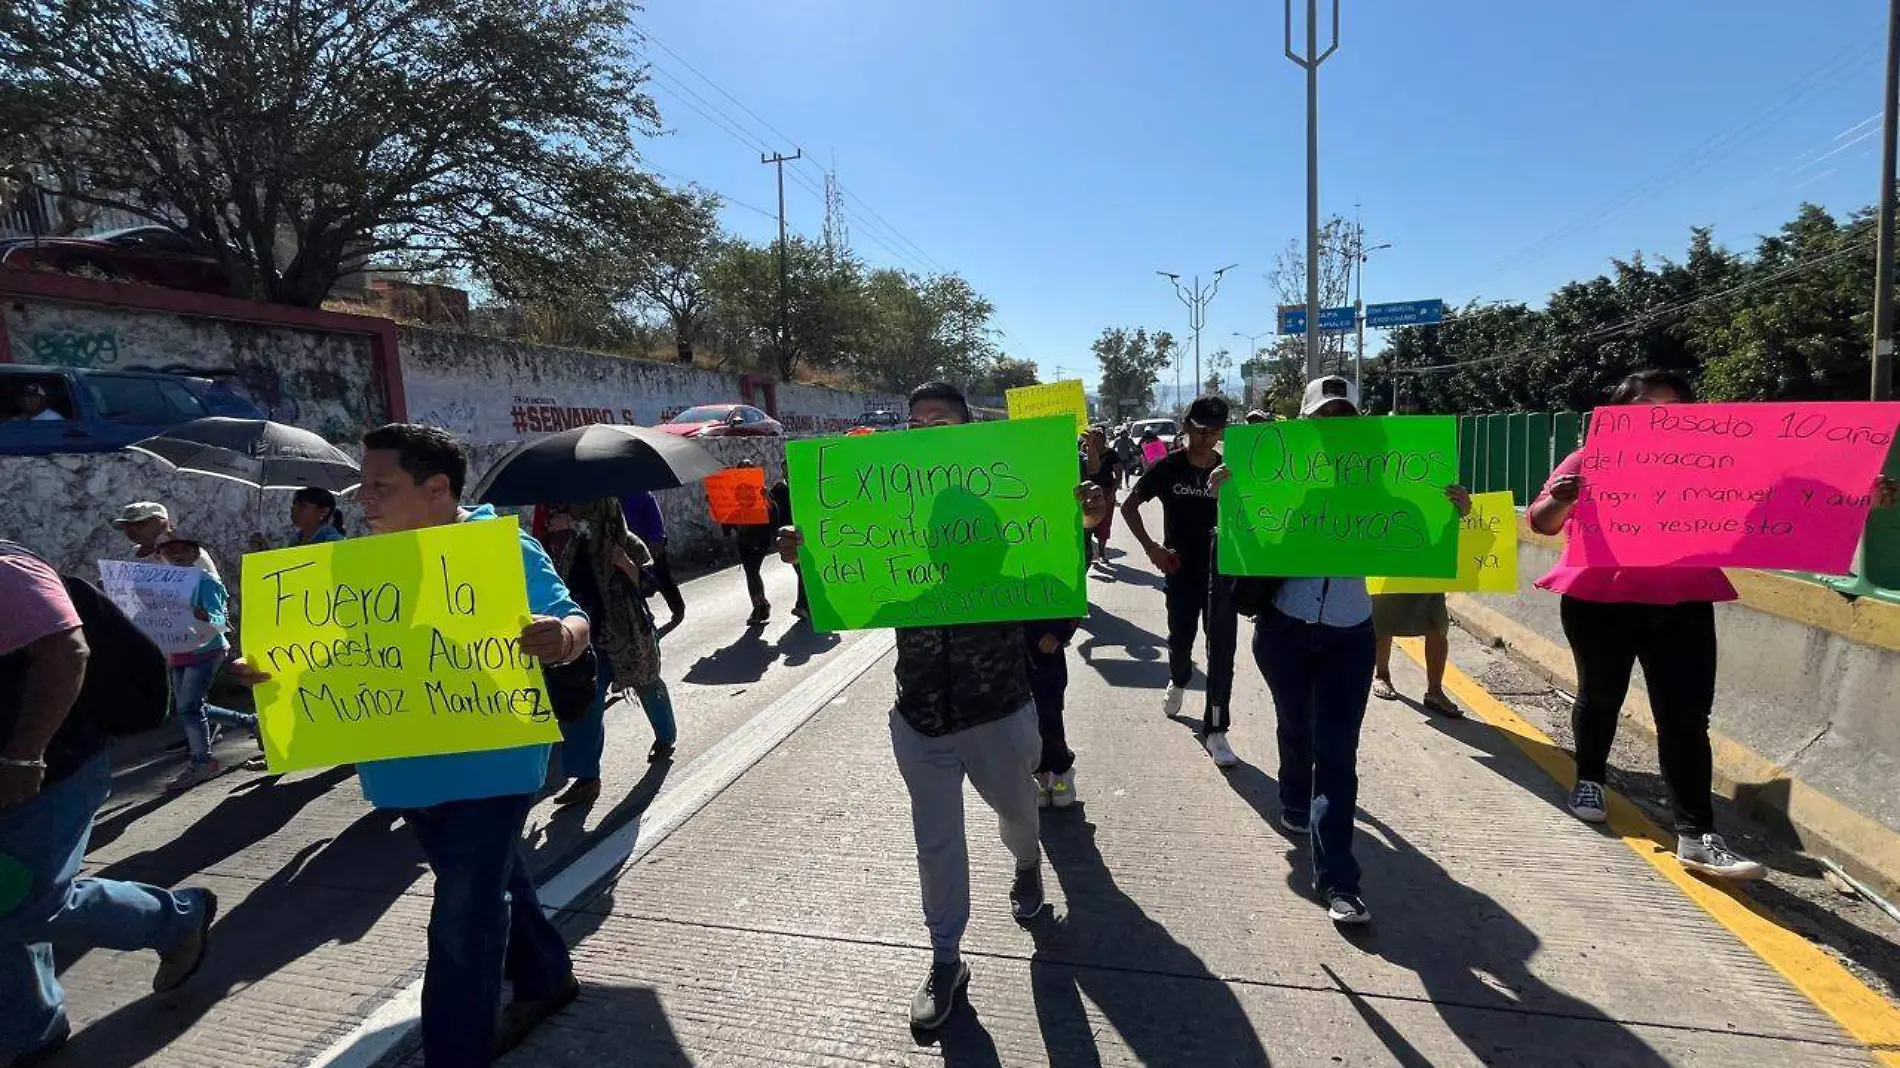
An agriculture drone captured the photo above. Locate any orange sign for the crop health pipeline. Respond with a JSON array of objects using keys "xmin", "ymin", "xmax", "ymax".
[{"xmin": 705, "ymin": 467, "xmax": 770, "ymax": 525}]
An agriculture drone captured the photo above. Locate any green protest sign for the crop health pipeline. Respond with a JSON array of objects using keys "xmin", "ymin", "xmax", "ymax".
[
  {"xmin": 1216, "ymin": 416, "xmax": 1461, "ymax": 578},
  {"xmin": 787, "ymin": 416, "xmax": 1087, "ymax": 631}
]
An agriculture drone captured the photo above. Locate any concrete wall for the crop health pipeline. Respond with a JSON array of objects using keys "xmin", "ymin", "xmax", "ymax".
[
  {"xmin": 1451, "ymin": 528, "xmax": 1900, "ymax": 894},
  {"xmin": 399, "ymin": 326, "xmax": 900, "ymax": 446},
  {"xmin": 6, "ymin": 299, "xmax": 387, "ymax": 442}
]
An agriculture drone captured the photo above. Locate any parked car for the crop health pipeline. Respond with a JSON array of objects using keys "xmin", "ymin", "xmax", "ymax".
[
  {"xmin": 0, "ymin": 364, "xmax": 267, "ymax": 455},
  {"xmin": 853, "ymin": 410, "xmax": 904, "ymax": 432},
  {"xmin": 656, "ymin": 403, "xmax": 784, "ymax": 439},
  {"xmin": 0, "ymin": 226, "xmax": 234, "ymax": 297}
]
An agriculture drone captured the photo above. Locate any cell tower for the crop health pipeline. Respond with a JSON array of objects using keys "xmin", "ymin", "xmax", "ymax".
[{"xmin": 822, "ymin": 166, "xmax": 850, "ymax": 266}]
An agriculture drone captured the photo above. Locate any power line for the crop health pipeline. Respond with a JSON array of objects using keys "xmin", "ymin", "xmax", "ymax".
[
  {"xmin": 639, "ymin": 32, "xmax": 953, "ymax": 277},
  {"xmin": 1455, "ymin": 33, "xmax": 1881, "ymax": 296},
  {"xmin": 1397, "ymin": 235, "xmax": 1875, "ymax": 376}
]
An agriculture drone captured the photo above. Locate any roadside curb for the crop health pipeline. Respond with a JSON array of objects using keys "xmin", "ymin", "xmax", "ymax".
[{"xmin": 1447, "ymin": 592, "xmax": 1900, "ymax": 904}]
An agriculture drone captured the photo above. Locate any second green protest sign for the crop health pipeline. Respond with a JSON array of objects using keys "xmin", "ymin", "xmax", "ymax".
[
  {"xmin": 788, "ymin": 416, "xmax": 1086, "ymax": 631},
  {"xmin": 1217, "ymin": 416, "xmax": 1461, "ymax": 579}
]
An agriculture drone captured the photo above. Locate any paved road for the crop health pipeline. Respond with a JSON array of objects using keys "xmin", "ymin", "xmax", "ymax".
[{"xmin": 42, "ymin": 504, "xmax": 1900, "ymax": 1066}]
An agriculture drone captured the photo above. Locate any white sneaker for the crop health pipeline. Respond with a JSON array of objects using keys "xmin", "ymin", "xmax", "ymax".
[
  {"xmin": 1327, "ymin": 893, "xmax": 1372, "ymax": 925},
  {"xmin": 1569, "ymin": 780, "xmax": 1608, "ymax": 823},
  {"xmin": 1162, "ymin": 684, "xmax": 1185, "ymax": 717},
  {"xmin": 1050, "ymin": 768, "xmax": 1077, "ymax": 808},
  {"xmin": 164, "ymin": 759, "xmax": 222, "ymax": 793},
  {"xmin": 1677, "ymin": 833, "xmax": 1767, "ymax": 881},
  {"xmin": 1203, "ymin": 733, "xmax": 1239, "ymax": 768},
  {"xmin": 1035, "ymin": 773, "xmax": 1052, "ymax": 809}
]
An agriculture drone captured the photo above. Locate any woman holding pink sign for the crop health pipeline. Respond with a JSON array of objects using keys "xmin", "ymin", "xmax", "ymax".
[{"xmin": 1529, "ymin": 369, "xmax": 1759, "ymax": 880}]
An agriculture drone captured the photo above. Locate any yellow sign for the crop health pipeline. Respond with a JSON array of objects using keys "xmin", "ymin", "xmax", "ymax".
[
  {"xmin": 1366, "ymin": 491, "xmax": 1519, "ymax": 594},
  {"xmin": 240, "ymin": 517, "xmax": 559, "ymax": 773},
  {"xmin": 1007, "ymin": 380, "xmax": 1090, "ymax": 434}
]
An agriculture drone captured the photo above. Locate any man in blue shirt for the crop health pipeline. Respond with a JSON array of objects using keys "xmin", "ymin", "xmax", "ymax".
[{"xmin": 233, "ymin": 423, "xmax": 591, "ymax": 1066}]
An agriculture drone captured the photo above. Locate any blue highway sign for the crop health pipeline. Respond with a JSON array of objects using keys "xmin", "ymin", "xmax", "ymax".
[
  {"xmin": 1277, "ymin": 305, "xmax": 1356, "ymax": 335},
  {"xmin": 1364, "ymin": 299, "xmax": 1445, "ymax": 329}
]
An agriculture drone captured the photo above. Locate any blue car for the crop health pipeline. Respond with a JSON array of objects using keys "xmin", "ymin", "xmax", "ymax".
[{"xmin": 0, "ymin": 364, "xmax": 266, "ymax": 455}]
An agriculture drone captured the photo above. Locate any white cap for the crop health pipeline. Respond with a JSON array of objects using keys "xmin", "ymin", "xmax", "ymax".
[
  {"xmin": 112, "ymin": 501, "xmax": 169, "ymax": 526},
  {"xmin": 1299, "ymin": 376, "xmax": 1360, "ymax": 416}
]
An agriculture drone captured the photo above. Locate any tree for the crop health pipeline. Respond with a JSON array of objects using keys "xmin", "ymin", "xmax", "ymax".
[
  {"xmin": 702, "ymin": 235, "xmax": 865, "ymax": 378},
  {"xmin": 0, "ymin": 0, "xmax": 662, "ymax": 306},
  {"xmin": 1093, "ymin": 327, "xmax": 1173, "ymax": 418},
  {"xmin": 1202, "ymin": 347, "xmax": 1234, "ymax": 399},
  {"xmin": 851, "ymin": 268, "xmax": 999, "ymax": 392},
  {"xmin": 983, "ymin": 355, "xmax": 1041, "ymax": 393},
  {"xmin": 632, "ymin": 187, "xmax": 723, "ymax": 363}
]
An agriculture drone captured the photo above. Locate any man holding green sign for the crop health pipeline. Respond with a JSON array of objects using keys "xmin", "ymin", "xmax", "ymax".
[{"xmin": 779, "ymin": 382, "xmax": 1104, "ymax": 1032}]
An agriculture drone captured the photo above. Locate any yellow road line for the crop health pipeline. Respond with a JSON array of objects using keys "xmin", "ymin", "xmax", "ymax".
[{"xmin": 1396, "ymin": 637, "xmax": 1900, "ymax": 1064}]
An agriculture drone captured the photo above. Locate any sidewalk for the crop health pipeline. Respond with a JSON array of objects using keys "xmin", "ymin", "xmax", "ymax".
[{"xmin": 482, "ymin": 532, "xmax": 1885, "ymax": 1066}]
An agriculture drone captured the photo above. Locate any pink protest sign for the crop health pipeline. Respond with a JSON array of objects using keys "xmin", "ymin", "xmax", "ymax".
[
  {"xmin": 1563, "ymin": 401, "xmax": 1900, "ymax": 572},
  {"xmin": 1142, "ymin": 440, "xmax": 1168, "ymax": 465}
]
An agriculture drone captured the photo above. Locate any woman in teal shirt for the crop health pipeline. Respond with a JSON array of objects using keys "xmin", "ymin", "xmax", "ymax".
[{"xmin": 289, "ymin": 487, "xmax": 347, "ymax": 546}]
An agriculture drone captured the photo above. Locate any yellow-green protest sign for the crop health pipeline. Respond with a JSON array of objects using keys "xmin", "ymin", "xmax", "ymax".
[
  {"xmin": 1007, "ymin": 380, "xmax": 1089, "ymax": 434},
  {"xmin": 1217, "ymin": 416, "xmax": 1461, "ymax": 578},
  {"xmin": 240, "ymin": 517, "xmax": 558, "ymax": 773},
  {"xmin": 787, "ymin": 416, "xmax": 1086, "ymax": 632},
  {"xmin": 1366, "ymin": 491, "xmax": 1518, "ymax": 594}
]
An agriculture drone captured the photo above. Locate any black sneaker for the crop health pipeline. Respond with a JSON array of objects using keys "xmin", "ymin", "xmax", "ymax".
[
  {"xmin": 152, "ymin": 888, "xmax": 218, "ymax": 992},
  {"xmin": 1327, "ymin": 893, "xmax": 1371, "ymax": 926},
  {"xmin": 494, "ymin": 974, "xmax": 580, "ymax": 1056},
  {"xmin": 909, "ymin": 960, "xmax": 970, "ymax": 1031},
  {"xmin": 1009, "ymin": 864, "xmax": 1045, "ymax": 921},
  {"xmin": 1280, "ymin": 810, "xmax": 1310, "ymax": 835}
]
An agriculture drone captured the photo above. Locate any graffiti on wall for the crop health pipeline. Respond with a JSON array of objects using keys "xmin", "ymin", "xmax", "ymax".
[{"xmin": 22, "ymin": 328, "xmax": 123, "ymax": 367}]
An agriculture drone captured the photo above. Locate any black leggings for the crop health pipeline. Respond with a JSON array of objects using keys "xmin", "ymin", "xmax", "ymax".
[{"xmin": 1560, "ymin": 596, "xmax": 1718, "ymax": 835}]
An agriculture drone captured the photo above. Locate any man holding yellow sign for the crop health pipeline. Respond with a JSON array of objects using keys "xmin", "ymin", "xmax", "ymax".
[{"xmin": 231, "ymin": 423, "xmax": 590, "ymax": 1067}]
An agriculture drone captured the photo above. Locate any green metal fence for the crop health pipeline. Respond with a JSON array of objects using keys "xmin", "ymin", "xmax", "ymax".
[{"xmin": 1453, "ymin": 410, "xmax": 1900, "ymax": 603}]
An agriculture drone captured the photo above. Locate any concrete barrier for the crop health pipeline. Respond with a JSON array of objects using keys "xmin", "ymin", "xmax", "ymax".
[{"xmin": 1450, "ymin": 526, "xmax": 1900, "ymax": 897}]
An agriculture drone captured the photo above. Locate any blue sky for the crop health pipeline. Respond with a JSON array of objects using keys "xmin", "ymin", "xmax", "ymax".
[{"xmin": 634, "ymin": 1, "xmax": 1890, "ymax": 398}]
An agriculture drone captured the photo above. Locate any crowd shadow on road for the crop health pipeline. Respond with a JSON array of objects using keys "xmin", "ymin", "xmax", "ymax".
[
  {"xmin": 1074, "ymin": 608, "xmax": 1168, "ymax": 689},
  {"xmin": 1028, "ymin": 814, "xmax": 1272, "ymax": 1067},
  {"xmin": 911, "ymin": 1002, "xmax": 1007, "ymax": 1068},
  {"xmin": 1317, "ymin": 812, "xmax": 1672, "ymax": 1067},
  {"xmin": 55, "ymin": 806, "xmax": 421, "ymax": 1068},
  {"xmin": 527, "ymin": 758, "xmax": 672, "ymax": 874},
  {"xmin": 681, "ymin": 625, "xmax": 839, "ymax": 686},
  {"xmin": 1413, "ymin": 704, "xmax": 1900, "ymax": 999},
  {"xmin": 495, "ymin": 975, "xmax": 690, "ymax": 1067}
]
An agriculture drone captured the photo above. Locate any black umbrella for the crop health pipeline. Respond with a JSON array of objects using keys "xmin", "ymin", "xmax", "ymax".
[
  {"xmin": 470, "ymin": 423, "xmax": 726, "ymax": 505},
  {"xmin": 128, "ymin": 417, "xmax": 360, "ymax": 491}
]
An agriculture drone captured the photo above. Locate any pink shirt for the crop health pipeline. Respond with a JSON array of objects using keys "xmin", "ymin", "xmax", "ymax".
[
  {"xmin": 0, "ymin": 552, "xmax": 81, "ymax": 656},
  {"xmin": 1532, "ymin": 449, "xmax": 1738, "ymax": 605}
]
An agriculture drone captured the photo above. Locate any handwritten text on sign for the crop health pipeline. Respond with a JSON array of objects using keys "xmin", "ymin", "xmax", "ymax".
[
  {"xmin": 1366, "ymin": 491, "xmax": 1518, "ymax": 594},
  {"xmin": 1564, "ymin": 402, "xmax": 1900, "ymax": 572},
  {"xmin": 705, "ymin": 467, "xmax": 770, "ymax": 525},
  {"xmin": 1217, "ymin": 416, "xmax": 1461, "ymax": 579},
  {"xmin": 1006, "ymin": 380, "xmax": 1090, "ymax": 434},
  {"xmin": 240, "ymin": 518, "xmax": 558, "ymax": 773},
  {"xmin": 786, "ymin": 416, "xmax": 1086, "ymax": 631},
  {"xmin": 98, "ymin": 560, "xmax": 214, "ymax": 655}
]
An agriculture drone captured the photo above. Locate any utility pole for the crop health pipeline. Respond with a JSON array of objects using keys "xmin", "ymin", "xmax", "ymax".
[
  {"xmin": 1873, "ymin": 0, "xmax": 1900, "ymax": 401},
  {"xmin": 762, "ymin": 149, "xmax": 802, "ymax": 372},
  {"xmin": 1158, "ymin": 265, "xmax": 1238, "ymax": 399},
  {"xmin": 1354, "ymin": 231, "xmax": 1393, "ymax": 390},
  {"xmin": 1286, "ymin": 0, "xmax": 1340, "ymax": 381},
  {"xmin": 1234, "ymin": 330, "xmax": 1269, "ymax": 406}
]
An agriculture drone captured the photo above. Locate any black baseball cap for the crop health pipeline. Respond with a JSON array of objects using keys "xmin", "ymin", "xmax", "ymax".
[{"xmin": 1184, "ymin": 395, "xmax": 1230, "ymax": 428}]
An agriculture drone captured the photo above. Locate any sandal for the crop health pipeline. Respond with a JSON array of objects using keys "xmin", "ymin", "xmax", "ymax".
[
  {"xmin": 1371, "ymin": 677, "xmax": 1399, "ymax": 701},
  {"xmin": 1421, "ymin": 693, "xmax": 1464, "ymax": 719}
]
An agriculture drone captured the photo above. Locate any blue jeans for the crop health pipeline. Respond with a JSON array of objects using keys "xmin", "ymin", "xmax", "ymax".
[
  {"xmin": 1252, "ymin": 608, "xmax": 1375, "ymax": 897},
  {"xmin": 172, "ymin": 654, "xmax": 257, "ymax": 762},
  {"xmin": 403, "ymin": 792, "xmax": 572, "ymax": 1067},
  {"xmin": 559, "ymin": 651, "xmax": 676, "ymax": 781},
  {"xmin": 0, "ymin": 754, "xmax": 206, "ymax": 1062}
]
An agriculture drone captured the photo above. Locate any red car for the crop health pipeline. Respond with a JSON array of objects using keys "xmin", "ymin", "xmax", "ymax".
[{"xmin": 657, "ymin": 403, "xmax": 784, "ymax": 438}]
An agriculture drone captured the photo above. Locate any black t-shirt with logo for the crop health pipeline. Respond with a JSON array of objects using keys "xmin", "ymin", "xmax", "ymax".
[{"xmin": 1132, "ymin": 451, "xmax": 1220, "ymax": 557}]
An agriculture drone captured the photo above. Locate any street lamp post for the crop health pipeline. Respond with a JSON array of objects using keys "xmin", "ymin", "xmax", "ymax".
[
  {"xmin": 1354, "ymin": 241, "xmax": 1392, "ymax": 388},
  {"xmin": 1233, "ymin": 330, "xmax": 1270, "ymax": 407},
  {"xmin": 1158, "ymin": 265, "xmax": 1238, "ymax": 402},
  {"xmin": 1286, "ymin": 0, "xmax": 1340, "ymax": 381}
]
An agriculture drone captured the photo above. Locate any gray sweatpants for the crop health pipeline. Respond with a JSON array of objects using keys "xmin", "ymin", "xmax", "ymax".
[{"xmin": 889, "ymin": 703, "xmax": 1042, "ymax": 961}]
